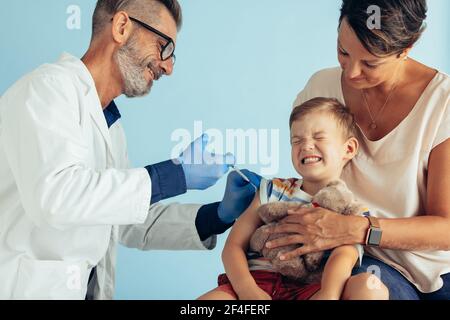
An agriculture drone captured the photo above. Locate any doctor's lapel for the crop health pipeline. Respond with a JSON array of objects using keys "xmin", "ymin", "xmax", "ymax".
[{"xmin": 84, "ymin": 85, "xmax": 115, "ymax": 165}]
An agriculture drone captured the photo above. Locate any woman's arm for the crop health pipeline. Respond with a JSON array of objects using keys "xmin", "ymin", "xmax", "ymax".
[
  {"xmin": 267, "ymin": 140, "xmax": 450, "ymax": 259},
  {"xmin": 376, "ymin": 138, "xmax": 450, "ymax": 250},
  {"xmin": 222, "ymin": 192, "xmax": 271, "ymax": 299},
  {"xmin": 310, "ymin": 245, "xmax": 359, "ymax": 300}
]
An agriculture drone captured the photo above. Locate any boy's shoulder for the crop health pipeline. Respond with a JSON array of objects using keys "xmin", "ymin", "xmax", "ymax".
[
  {"xmin": 262, "ymin": 177, "xmax": 312, "ymax": 204},
  {"xmin": 271, "ymin": 177, "xmax": 302, "ymax": 191}
]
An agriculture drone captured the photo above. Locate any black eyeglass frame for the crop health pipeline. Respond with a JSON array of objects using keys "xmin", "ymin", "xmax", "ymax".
[{"xmin": 128, "ymin": 16, "xmax": 176, "ymax": 64}]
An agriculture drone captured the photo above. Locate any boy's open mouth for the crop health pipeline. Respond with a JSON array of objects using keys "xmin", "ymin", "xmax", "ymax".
[{"xmin": 301, "ymin": 156, "xmax": 322, "ymax": 164}]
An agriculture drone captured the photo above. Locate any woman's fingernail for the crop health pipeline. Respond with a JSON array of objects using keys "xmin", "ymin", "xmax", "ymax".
[
  {"xmin": 266, "ymin": 242, "xmax": 271, "ymax": 248},
  {"xmin": 280, "ymin": 255, "xmax": 286, "ymax": 261}
]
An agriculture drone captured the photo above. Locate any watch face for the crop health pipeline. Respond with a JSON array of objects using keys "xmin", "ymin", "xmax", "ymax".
[{"xmin": 368, "ymin": 229, "xmax": 382, "ymax": 246}]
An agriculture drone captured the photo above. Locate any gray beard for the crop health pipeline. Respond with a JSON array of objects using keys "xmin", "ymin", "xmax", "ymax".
[{"xmin": 116, "ymin": 36, "xmax": 153, "ymax": 98}]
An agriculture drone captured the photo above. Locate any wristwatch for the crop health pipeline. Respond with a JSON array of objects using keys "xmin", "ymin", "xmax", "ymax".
[{"xmin": 365, "ymin": 216, "xmax": 382, "ymax": 246}]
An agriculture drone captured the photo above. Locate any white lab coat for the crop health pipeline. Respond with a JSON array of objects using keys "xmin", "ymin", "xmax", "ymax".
[{"xmin": 0, "ymin": 53, "xmax": 215, "ymax": 300}]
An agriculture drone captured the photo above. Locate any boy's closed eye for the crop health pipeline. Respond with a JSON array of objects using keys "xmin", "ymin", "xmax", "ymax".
[
  {"xmin": 314, "ymin": 134, "xmax": 327, "ymax": 141},
  {"xmin": 291, "ymin": 134, "xmax": 327, "ymax": 145},
  {"xmin": 290, "ymin": 137, "xmax": 304, "ymax": 145}
]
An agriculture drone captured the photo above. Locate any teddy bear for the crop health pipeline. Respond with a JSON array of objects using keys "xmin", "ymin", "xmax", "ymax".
[{"xmin": 249, "ymin": 179, "xmax": 367, "ymax": 284}]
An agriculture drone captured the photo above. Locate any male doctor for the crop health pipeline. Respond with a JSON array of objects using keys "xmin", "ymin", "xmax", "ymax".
[{"xmin": 0, "ymin": 0, "xmax": 261, "ymax": 299}]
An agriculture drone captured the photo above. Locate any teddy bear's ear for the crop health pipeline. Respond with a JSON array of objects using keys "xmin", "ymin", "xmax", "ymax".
[
  {"xmin": 326, "ymin": 179, "xmax": 346, "ymax": 188},
  {"xmin": 257, "ymin": 202, "xmax": 298, "ymax": 223},
  {"xmin": 313, "ymin": 179, "xmax": 354, "ymax": 214},
  {"xmin": 345, "ymin": 201, "xmax": 369, "ymax": 216}
]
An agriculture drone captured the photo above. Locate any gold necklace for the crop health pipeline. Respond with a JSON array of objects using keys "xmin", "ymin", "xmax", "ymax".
[{"xmin": 361, "ymin": 81, "xmax": 398, "ymax": 130}]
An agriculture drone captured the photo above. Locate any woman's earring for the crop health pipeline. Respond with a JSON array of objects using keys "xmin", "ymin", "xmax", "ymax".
[{"xmin": 403, "ymin": 56, "xmax": 408, "ymax": 61}]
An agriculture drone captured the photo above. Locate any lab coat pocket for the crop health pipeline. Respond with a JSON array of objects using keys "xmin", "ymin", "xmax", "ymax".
[{"xmin": 12, "ymin": 258, "xmax": 89, "ymax": 300}]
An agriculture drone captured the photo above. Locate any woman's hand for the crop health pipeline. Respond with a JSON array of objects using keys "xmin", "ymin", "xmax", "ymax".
[{"xmin": 265, "ymin": 207, "xmax": 366, "ymax": 260}]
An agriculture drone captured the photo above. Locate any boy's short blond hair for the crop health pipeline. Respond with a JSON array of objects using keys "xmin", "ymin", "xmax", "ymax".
[{"xmin": 290, "ymin": 97, "xmax": 357, "ymax": 139}]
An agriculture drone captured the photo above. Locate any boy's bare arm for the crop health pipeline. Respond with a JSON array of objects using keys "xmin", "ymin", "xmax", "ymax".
[
  {"xmin": 222, "ymin": 192, "xmax": 268, "ymax": 297},
  {"xmin": 311, "ymin": 245, "xmax": 359, "ymax": 300}
]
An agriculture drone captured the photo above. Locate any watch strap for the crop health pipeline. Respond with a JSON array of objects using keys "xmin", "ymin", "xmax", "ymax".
[
  {"xmin": 365, "ymin": 216, "xmax": 382, "ymax": 246},
  {"xmin": 367, "ymin": 216, "xmax": 380, "ymax": 228}
]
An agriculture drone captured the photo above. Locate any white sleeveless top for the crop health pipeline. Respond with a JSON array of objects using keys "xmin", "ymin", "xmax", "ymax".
[{"xmin": 293, "ymin": 67, "xmax": 450, "ymax": 293}]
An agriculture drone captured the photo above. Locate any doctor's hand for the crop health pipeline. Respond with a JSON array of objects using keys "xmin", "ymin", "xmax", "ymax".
[
  {"xmin": 178, "ymin": 134, "xmax": 235, "ymax": 190},
  {"xmin": 218, "ymin": 169, "xmax": 262, "ymax": 224}
]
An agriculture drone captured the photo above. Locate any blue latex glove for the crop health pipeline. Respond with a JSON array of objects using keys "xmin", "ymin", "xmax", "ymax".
[
  {"xmin": 218, "ymin": 169, "xmax": 263, "ymax": 224},
  {"xmin": 178, "ymin": 134, "xmax": 235, "ymax": 190}
]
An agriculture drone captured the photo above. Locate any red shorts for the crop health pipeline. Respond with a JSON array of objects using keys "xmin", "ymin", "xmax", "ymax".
[{"xmin": 217, "ymin": 270, "xmax": 321, "ymax": 300}]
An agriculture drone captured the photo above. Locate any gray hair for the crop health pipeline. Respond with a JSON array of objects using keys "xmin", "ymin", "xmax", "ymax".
[{"xmin": 91, "ymin": 0, "xmax": 182, "ymax": 38}]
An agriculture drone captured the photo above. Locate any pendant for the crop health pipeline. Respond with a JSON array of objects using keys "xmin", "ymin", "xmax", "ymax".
[{"xmin": 370, "ymin": 122, "xmax": 377, "ymax": 130}]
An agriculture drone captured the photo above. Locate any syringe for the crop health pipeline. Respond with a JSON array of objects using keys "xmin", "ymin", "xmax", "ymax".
[{"xmin": 229, "ymin": 165, "xmax": 258, "ymax": 189}]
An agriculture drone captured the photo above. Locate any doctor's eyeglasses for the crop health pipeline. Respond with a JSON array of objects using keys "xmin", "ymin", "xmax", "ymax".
[{"xmin": 129, "ymin": 16, "xmax": 176, "ymax": 65}]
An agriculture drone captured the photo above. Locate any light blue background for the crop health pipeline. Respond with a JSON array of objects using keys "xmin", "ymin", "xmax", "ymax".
[{"xmin": 1, "ymin": 1, "xmax": 449, "ymax": 299}]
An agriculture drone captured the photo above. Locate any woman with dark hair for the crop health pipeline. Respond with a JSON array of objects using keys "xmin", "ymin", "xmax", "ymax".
[{"xmin": 268, "ymin": 0, "xmax": 449, "ymax": 299}]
